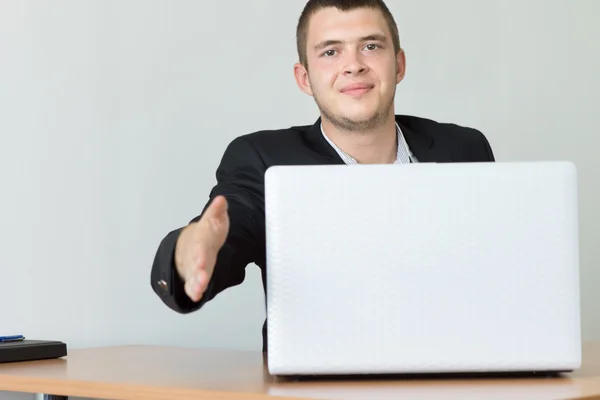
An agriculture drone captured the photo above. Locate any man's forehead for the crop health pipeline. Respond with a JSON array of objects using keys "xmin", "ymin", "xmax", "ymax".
[{"xmin": 306, "ymin": 7, "xmax": 389, "ymax": 43}]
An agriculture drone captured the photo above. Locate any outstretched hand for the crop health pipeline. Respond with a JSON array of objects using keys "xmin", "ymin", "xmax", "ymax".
[{"xmin": 175, "ymin": 195, "xmax": 229, "ymax": 302}]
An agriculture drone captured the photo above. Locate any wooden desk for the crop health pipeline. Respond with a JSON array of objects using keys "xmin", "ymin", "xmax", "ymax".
[{"xmin": 1, "ymin": 343, "xmax": 600, "ymax": 400}]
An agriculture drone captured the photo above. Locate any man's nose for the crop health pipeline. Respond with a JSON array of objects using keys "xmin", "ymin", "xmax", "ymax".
[{"xmin": 342, "ymin": 50, "xmax": 368, "ymax": 75}]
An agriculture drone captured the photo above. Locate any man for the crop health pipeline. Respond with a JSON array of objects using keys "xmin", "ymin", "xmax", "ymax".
[{"xmin": 150, "ymin": 0, "xmax": 495, "ymax": 352}]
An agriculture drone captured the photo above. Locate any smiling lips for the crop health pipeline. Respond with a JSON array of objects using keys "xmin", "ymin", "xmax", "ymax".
[{"xmin": 340, "ymin": 83, "xmax": 374, "ymax": 97}]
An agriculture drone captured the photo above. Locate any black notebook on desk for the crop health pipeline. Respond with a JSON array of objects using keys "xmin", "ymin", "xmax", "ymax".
[{"xmin": 0, "ymin": 340, "xmax": 67, "ymax": 363}]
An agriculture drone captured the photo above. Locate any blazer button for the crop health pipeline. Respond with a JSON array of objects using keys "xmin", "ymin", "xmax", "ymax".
[{"xmin": 157, "ymin": 280, "xmax": 168, "ymax": 292}]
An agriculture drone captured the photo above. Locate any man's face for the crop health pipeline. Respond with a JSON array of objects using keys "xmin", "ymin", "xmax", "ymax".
[{"xmin": 294, "ymin": 6, "xmax": 405, "ymax": 131}]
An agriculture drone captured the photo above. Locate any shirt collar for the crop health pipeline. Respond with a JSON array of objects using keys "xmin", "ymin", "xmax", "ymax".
[{"xmin": 320, "ymin": 122, "xmax": 415, "ymax": 164}]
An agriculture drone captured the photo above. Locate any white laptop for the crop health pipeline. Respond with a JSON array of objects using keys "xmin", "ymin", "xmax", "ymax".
[{"xmin": 264, "ymin": 161, "xmax": 581, "ymax": 377}]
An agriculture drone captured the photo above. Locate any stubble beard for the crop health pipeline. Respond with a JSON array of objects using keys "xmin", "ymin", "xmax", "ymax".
[{"xmin": 314, "ymin": 90, "xmax": 395, "ymax": 133}]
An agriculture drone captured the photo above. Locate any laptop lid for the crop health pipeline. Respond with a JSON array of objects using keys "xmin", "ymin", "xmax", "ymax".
[{"xmin": 264, "ymin": 161, "xmax": 581, "ymax": 376}]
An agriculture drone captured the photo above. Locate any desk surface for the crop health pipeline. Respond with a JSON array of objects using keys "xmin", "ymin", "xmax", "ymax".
[{"xmin": 1, "ymin": 343, "xmax": 600, "ymax": 400}]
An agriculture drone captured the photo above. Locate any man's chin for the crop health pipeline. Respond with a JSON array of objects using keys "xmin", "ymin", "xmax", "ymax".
[
  {"xmin": 329, "ymin": 112, "xmax": 384, "ymax": 131},
  {"xmin": 343, "ymin": 107, "xmax": 384, "ymax": 123},
  {"xmin": 343, "ymin": 102, "xmax": 385, "ymax": 120},
  {"xmin": 316, "ymin": 97, "xmax": 393, "ymax": 131},
  {"xmin": 345, "ymin": 111, "xmax": 378, "ymax": 123}
]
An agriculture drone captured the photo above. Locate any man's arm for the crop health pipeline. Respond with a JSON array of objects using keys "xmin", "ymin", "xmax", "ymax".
[
  {"xmin": 461, "ymin": 127, "xmax": 495, "ymax": 162},
  {"xmin": 150, "ymin": 136, "xmax": 266, "ymax": 314},
  {"xmin": 481, "ymin": 132, "xmax": 495, "ymax": 162}
]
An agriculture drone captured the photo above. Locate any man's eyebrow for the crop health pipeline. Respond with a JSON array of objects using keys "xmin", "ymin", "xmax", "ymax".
[
  {"xmin": 314, "ymin": 34, "xmax": 388, "ymax": 51},
  {"xmin": 360, "ymin": 34, "xmax": 387, "ymax": 43},
  {"xmin": 314, "ymin": 39, "xmax": 343, "ymax": 51}
]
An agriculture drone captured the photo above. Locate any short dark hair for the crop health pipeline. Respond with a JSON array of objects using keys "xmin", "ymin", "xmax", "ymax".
[{"xmin": 296, "ymin": 0, "xmax": 401, "ymax": 67}]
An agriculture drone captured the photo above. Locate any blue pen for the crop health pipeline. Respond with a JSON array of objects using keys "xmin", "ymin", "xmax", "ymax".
[{"xmin": 0, "ymin": 335, "xmax": 25, "ymax": 342}]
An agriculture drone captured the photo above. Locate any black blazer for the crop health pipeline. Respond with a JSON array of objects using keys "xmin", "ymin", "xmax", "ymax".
[{"xmin": 150, "ymin": 114, "xmax": 495, "ymax": 351}]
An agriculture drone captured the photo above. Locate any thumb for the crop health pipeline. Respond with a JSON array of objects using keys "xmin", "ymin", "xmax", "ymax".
[
  {"xmin": 197, "ymin": 195, "xmax": 229, "ymax": 246},
  {"xmin": 203, "ymin": 195, "xmax": 228, "ymax": 222},
  {"xmin": 204, "ymin": 196, "xmax": 228, "ymax": 230}
]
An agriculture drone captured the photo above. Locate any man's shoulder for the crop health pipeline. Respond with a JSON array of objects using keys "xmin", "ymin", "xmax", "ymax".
[
  {"xmin": 396, "ymin": 114, "xmax": 494, "ymax": 161},
  {"xmin": 396, "ymin": 114, "xmax": 486, "ymax": 142},
  {"xmin": 233, "ymin": 123, "xmax": 312, "ymax": 146},
  {"xmin": 219, "ymin": 122, "xmax": 320, "ymax": 166}
]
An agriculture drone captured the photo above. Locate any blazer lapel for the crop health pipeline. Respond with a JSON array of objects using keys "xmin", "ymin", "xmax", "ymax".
[
  {"xmin": 302, "ymin": 118, "xmax": 345, "ymax": 164},
  {"xmin": 303, "ymin": 116, "xmax": 454, "ymax": 164},
  {"xmin": 397, "ymin": 117, "xmax": 454, "ymax": 163}
]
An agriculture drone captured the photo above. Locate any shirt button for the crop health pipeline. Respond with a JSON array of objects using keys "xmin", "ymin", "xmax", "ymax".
[{"xmin": 157, "ymin": 280, "xmax": 168, "ymax": 291}]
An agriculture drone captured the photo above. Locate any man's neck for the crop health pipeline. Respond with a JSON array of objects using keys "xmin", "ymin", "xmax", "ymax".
[{"xmin": 322, "ymin": 115, "xmax": 398, "ymax": 164}]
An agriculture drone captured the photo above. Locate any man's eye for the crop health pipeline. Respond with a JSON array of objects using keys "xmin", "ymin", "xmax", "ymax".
[
  {"xmin": 365, "ymin": 44, "xmax": 380, "ymax": 51},
  {"xmin": 323, "ymin": 50, "xmax": 336, "ymax": 57}
]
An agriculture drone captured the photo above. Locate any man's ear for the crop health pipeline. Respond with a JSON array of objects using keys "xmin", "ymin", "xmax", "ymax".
[
  {"xmin": 294, "ymin": 62, "xmax": 313, "ymax": 96},
  {"xmin": 396, "ymin": 49, "xmax": 406, "ymax": 84}
]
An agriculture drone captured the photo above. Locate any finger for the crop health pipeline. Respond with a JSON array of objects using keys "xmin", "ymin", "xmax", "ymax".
[
  {"xmin": 184, "ymin": 269, "xmax": 204, "ymax": 301},
  {"xmin": 185, "ymin": 277, "xmax": 201, "ymax": 302},
  {"xmin": 195, "ymin": 268, "xmax": 209, "ymax": 293},
  {"xmin": 185, "ymin": 268, "xmax": 209, "ymax": 302},
  {"xmin": 185, "ymin": 243, "xmax": 210, "ymax": 283}
]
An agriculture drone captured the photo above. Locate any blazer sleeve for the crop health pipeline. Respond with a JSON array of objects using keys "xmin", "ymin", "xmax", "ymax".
[
  {"xmin": 482, "ymin": 132, "xmax": 495, "ymax": 162},
  {"xmin": 150, "ymin": 136, "xmax": 266, "ymax": 314},
  {"xmin": 465, "ymin": 128, "xmax": 495, "ymax": 162}
]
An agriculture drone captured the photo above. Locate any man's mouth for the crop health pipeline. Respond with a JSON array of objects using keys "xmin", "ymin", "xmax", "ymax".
[{"xmin": 340, "ymin": 83, "xmax": 374, "ymax": 96}]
